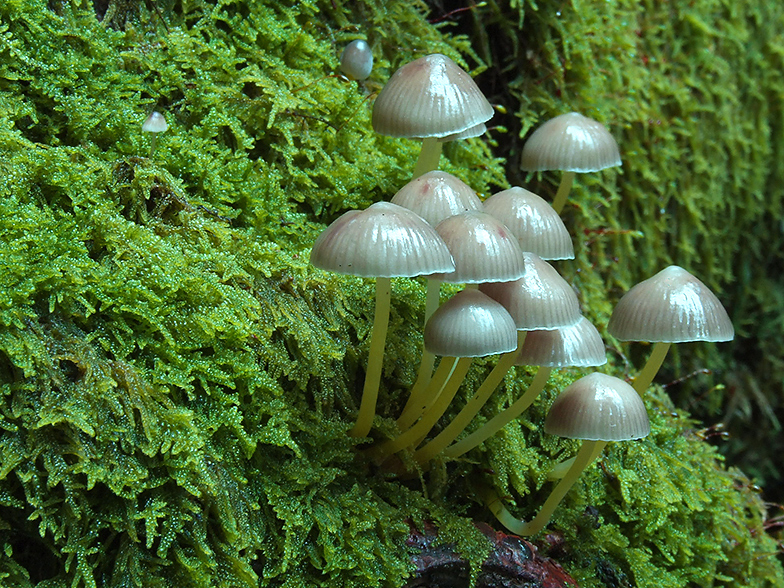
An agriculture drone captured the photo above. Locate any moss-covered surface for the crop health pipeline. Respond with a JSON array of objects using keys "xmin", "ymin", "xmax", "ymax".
[{"xmin": 0, "ymin": 0, "xmax": 782, "ymax": 586}]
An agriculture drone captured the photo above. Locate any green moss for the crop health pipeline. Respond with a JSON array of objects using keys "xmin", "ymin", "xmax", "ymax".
[{"xmin": 0, "ymin": 0, "xmax": 782, "ymax": 587}]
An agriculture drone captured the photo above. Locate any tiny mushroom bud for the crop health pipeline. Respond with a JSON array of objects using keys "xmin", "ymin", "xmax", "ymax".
[
  {"xmin": 340, "ymin": 39, "xmax": 373, "ymax": 82},
  {"xmin": 142, "ymin": 111, "xmax": 168, "ymax": 158}
]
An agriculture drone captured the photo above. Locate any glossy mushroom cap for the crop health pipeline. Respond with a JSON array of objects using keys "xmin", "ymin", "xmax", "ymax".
[
  {"xmin": 479, "ymin": 253, "xmax": 582, "ymax": 330},
  {"xmin": 391, "ymin": 171, "xmax": 483, "ymax": 226},
  {"xmin": 340, "ymin": 39, "xmax": 373, "ymax": 81},
  {"xmin": 424, "ymin": 289, "xmax": 518, "ymax": 357},
  {"xmin": 431, "ymin": 211, "xmax": 525, "ymax": 283},
  {"xmin": 516, "ymin": 316, "xmax": 607, "ymax": 367},
  {"xmin": 607, "ymin": 265, "xmax": 735, "ymax": 343},
  {"xmin": 142, "ymin": 111, "xmax": 168, "ymax": 133},
  {"xmin": 372, "ymin": 54, "xmax": 494, "ymax": 139},
  {"xmin": 545, "ymin": 373, "xmax": 650, "ymax": 441},
  {"xmin": 310, "ymin": 202, "xmax": 455, "ymax": 278},
  {"xmin": 483, "ymin": 187, "xmax": 574, "ymax": 260},
  {"xmin": 521, "ymin": 112, "xmax": 621, "ymax": 173}
]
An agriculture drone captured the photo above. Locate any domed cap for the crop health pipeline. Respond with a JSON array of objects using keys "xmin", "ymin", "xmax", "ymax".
[
  {"xmin": 483, "ymin": 187, "xmax": 574, "ymax": 260},
  {"xmin": 544, "ymin": 373, "xmax": 650, "ymax": 441},
  {"xmin": 142, "ymin": 111, "xmax": 168, "ymax": 133},
  {"xmin": 372, "ymin": 54, "xmax": 494, "ymax": 139},
  {"xmin": 310, "ymin": 202, "xmax": 455, "ymax": 278},
  {"xmin": 424, "ymin": 289, "xmax": 518, "ymax": 357},
  {"xmin": 607, "ymin": 265, "xmax": 735, "ymax": 343},
  {"xmin": 391, "ymin": 171, "xmax": 483, "ymax": 226},
  {"xmin": 479, "ymin": 253, "xmax": 581, "ymax": 330},
  {"xmin": 431, "ymin": 211, "xmax": 525, "ymax": 284},
  {"xmin": 516, "ymin": 316, "xmax": 607, "ymax": 367},
  {"xmin": 340, "ymin": 39, "xmax": 373, "ymax": 81},
  {"xmin": 521, "ymin": 112, "xmax": 621, "ymax": 173}
]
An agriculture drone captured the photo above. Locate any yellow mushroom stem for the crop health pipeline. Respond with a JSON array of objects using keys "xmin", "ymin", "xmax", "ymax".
[
  {"xmin": 482, "ymin": 439, "xmax": 606, "ymax": 536},
  {"xmin": 414, "ymin": 331, "xmax": 528, "ymax": 464},
  {"xmin": 550, "ymin": 171, "xmax": 576, "ymax": 214},
  {"xmin": 349, "ymin": 277, "xmax": 392, "ymax": 438},
  {"xmin": 633, "ymin": 341, "xmax": 671, "ymax": 395},
  {"xmin": 412, "ymin": 137, "xmax": 444, "ymax": 179},
  {"xmin": 546, "ymin": 438, "xmax": 606, "ymax": 480},
  {"xmin": 396, "ymin": 278, "xmax": 442, "ymax": 430},
  {"xmin": 443, "ymin": 365, "xmax": 552, "ymax": 460},
  {"xmin": 373, "ymin": 356, "xmax": 472, "ymax": 461}
]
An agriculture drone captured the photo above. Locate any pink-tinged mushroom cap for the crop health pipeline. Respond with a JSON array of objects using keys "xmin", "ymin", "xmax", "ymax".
[{"xmin": 391, "ymin": 171, "xmax": 483, "ymax": 226}]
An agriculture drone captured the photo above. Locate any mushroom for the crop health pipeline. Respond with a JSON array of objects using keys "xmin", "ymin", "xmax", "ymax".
[
  {"xmin": 482, "ymin": 373, "xmax": 649, "ymax": 536},
  {"xmin": 340, "ymin": 39, "xmax": 373, "ymax": 82},
  {"xmin": 142, "ymin": 111, "xmax": 168, "ymax": 158},
  {"xmin": 607, "ymin": 265, "xmax": 735, "ymax": 395},
  {"xmin": 310, "ymin": 201, "xmax": 455, "ymax": 437},
  {"xmin": 520, "ymin": 112, "xmax": 621, "ymax": 214},
  {"xmin": 372, "ymin": 54, "xmax": 494, "ymax": 178}
]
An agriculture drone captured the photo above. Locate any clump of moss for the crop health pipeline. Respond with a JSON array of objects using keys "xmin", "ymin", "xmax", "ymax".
[{"xmin": 0, "ymin": 0, "xmax": 782, "ymax": 587}]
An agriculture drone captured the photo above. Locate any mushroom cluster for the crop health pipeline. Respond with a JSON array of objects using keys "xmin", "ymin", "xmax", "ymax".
[{"xmin": 310, "ymin": 48, "xmax": 735, "ymax": 537}]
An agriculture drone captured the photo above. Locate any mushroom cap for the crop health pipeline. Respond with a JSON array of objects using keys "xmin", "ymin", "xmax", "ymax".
[
  {"xmin": 424, "ymin": 289, "xmax": 518, "ymax": 357},
  {"xmin": 391, "ymin": 171, "xmax": 483, "ymax": 226},
  {"xmin": 544, "ymin": 373, "xmax": 650, "ymax": 441},
  {"xmin": 430, "ymin": 211, "xmax": 525, "ymax": 284},
  {"xmin": 607, "ymin": 265, "xmax": 735, "ymax": 343},
  {"xmin": 520, "ymin": 112, "xmax": 621, "ymax": 173},
  {"xmin": 340, "ymin": 39, "xmax": 373, "ymax": 81},
  {"xmin": 142, "ymin": 111, "xmax": 168, "ymax": 133},
  {"xmin": 483, "ymin": 187, "xmax": 574, "ymax": 260},
  {"xmin": 479, "ymin": 253, "xmax": 582, "ymax": 330},
  {"xmin": 372, "ymin": 54, "xmax": 494, "ymax": 139},
  {"xmin": 438, "ymin": 122, "xmax": 487, "ymax": 143},
  {"xmin": 310, "ymin": 201, "xmax": 455, "ymax": 278},
  {"xmin": 516, "ymin": 316, "xmax": 607, "ymax": 367}
]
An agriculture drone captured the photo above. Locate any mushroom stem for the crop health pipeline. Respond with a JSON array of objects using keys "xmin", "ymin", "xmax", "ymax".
[
  {"xmin": 375, "ymin": 356, "xmax": 472, "ymax": 460},
  {"xmin": 483, "ymin": 440, "xmax": 605, "ymax": 536},
  {"xmin": 397, "ymin": 278, "xmax": 441, "ymax": 430},
  {"xmin": 349, "ymin": 277, "xmax": 392, "ymax": 438},
  {"xmin": 412, "ymin": 137, "xmax": 444, "ymax": 179},
  {"xmin": 414, "ymin": 331, "xmax": 528, "ymax": 463},
  {"xmin": 633, "ymin": 341, "xmax": 671, "ymax": 395},
  {"xmin": 551, "ymin": 171, "xmax": 576, "ymax": 214},
  {"xmin": 547, "ymin": 437, "xmax": 606, "ymax": 480},
  {"xmin": 149, "ymin": 135, "xmax": 158, "ymax": 158},
  {"xmin": 444, "ymin": 366, "xmax": 552, "ymax": 460}
]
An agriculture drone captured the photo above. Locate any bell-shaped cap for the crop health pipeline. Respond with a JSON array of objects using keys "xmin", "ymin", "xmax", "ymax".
[
  {"xmin": 310, "ymin": 202, "xmax": 455, "ymax": 278},
  {"xmin": 607, "ymin": 265, "xmax": 735, "ymax": 343},
  {"xmin": 516, "ymin": 316, "xmax": 607, "ymax": 367},
  {"xmin": 431, "ymin": 211, "xmax": 525, "ymax": 284},
  {"xmin": 340, "ymin": 40, "xmax": 374, "ymax": 81},
  {"xmin": 424, "ymin": 289, "xmax": 518, "ymax": 357},
  {"xmin": 142, "ymin": 111, "xmax": 168, "ymax": 133},
  {"xmin": 545, "ymin": 373, "xmax": 650, "ymax": 441},
  {"xmin": 391, "ymin": 171, "xmax": 483, "ymax": 226},
  {"xmin": 479, "ymin": 253, "xmax": 581, "ymax": 330},
  {"xmin": 483, "ymin": 187, "xmax": 574, "ymax": 260},
  {"xmin": 372, "ymin": 54, "xmax": 494, "ymax": 139},
  {"xmin": 521, "ymin": 112, "xmax": 621, "ymax": 173}
]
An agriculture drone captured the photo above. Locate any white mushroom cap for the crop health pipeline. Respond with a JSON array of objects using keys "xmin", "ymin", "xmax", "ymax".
[
  {"xmin": 142, "ymin": 111, "xmax": 168, "ymax": 133},
  {"xmin": 521, "ymin": 112, "xmax": 621, "ymax": 173},
  {"xmin": 607, "ymin": 265, "xmax": 735, "ymax": 343},
  {"xmin": 430, "ymin": 211, "xmax": 525, "ymax": 284},
  {"xmin": 516, "ymin": 316, "xmax": 607, "ymax": 367},
  {"xmin": 424, "ymin": 289, "xmax": 518, "ymax": 357},
  {"xmin": 310, "ymin": 202, "xmax": 455, "ymax": 278},
  {"xmin": 479, "ymin": 253, "xmax": 581, "ymax": 330},
  {"xmin": 483, "ymin": 187, "xmax": 574, "ymax": 260},
  {"xmin": 372, "ymin": 54, "xmax": 494, "ymax": 139},
  {"xmin": 544, "ymin": 373, "xmax": 650, "ymax": 441},
  {"xmin": 340, "ymin": 39, "xmax": 373, "ymax": 81},
  {"xmin": 391, "ymin": 171, "xmax": 483, "ymax": 226}
]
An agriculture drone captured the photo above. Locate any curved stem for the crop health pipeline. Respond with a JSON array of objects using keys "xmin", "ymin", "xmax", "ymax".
[
  {"xmin": 415, "ymin": 332, "xmax": 527, "ymax": 464},
  {"xmin": 375, "ymin": 357, "xmax": 472, "ymax": 460},
  {"xmin": 483, "ymin": 440, "xmax": 604, "ymax": 536},
  {"xmin": 349, "ymin": 277, "xmax": 392, "ymax": 438},
  {"xmin": 547, "ymin": 437, "xmax": 606, "ymax": 480},
  {"xmin": 444, "ymin": 366, "xmax": 552, "ymax": 460},
  {"xmin": 412, "ymin": 137, "xmax": 443, "ymax": 178},
  {"xmin": 551, "ymin": 171, "xmax": 576, "ymax": 214},
  {"xmin": 633, "ymin": 341, "xmax": 671, "ymax": 396},
  {"xmin": 397, "ymin": 279, "xmax": 441, "ymax": 429}
]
